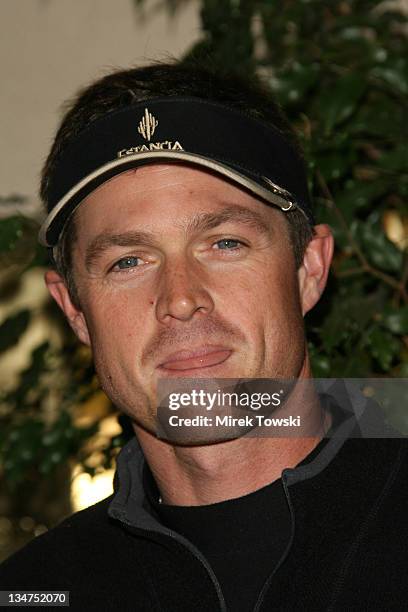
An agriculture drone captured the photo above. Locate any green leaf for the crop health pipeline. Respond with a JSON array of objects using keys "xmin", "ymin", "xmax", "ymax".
[
  {"xmin": 351, "ymin": 97, "xmax": 405, "ymax": 139},
  {"xmin": 311, "ymin": 353, "xmax": 331, "ymax": 377},
  {"xmin": 359, "ymin": 222, "xmax": 403, "ymax": 273},
  {"xmin": 335, "ymin": 179, "xmax": 390, "ymax": 217},
  {"xmin": 271, "ymin": 63, "xmax": 320, "ymax": 106},
  {"xmin": 308, "ymin": 342, "xmax": 331, "ymax": 376},
  {"xmin": 380, "ymin": 306, "xmax": 408, "ymax": 335},
  {"xmin": 0, "ymin": 310, "xmax": 30, "ymax": 353},
  {"xmin": 8, "ymin": 342, "xmax": 50, "ymax": 407},
  {"xmin": 318, "ymin": 73, "xmax": 367, "ymax": 134},
  {"xmin": 0, "ymin": 216, "xmax": 38, "ymax": 273},
  {"xmin": 316, "ymin": 149, "xmax": 353, "ymax": 182},
  {"xmin": 0, "ymin": 217, "xmax": 26, "ymax": 254},
  {"xmin": 366, "ymin": 327, "xmax": 400, "ymax": 370},
  {"xmin": 371, "ymin": 59, "xmax": 408, "ymax": 95},
  {"xmin": 332, "ymin": 348, "xmax": 371, "ymax": 378},
  {"xmin": 378, "ymin": 145, "xmax": 408, "ymax": 172}
]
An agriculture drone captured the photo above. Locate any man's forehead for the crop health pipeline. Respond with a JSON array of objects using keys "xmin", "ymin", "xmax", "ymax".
[{"xmin": 75, "ymin": 162, "xmax": 282, "ymax": 233}]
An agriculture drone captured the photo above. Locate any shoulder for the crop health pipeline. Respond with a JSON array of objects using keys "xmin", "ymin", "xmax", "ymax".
[
  {"xmin": 333, "ymin": 436, "xmax": 408, "ymax": 483},
  {"xmin": 0, "ymin": 495, "xmax": 122, "ymax": 588}
]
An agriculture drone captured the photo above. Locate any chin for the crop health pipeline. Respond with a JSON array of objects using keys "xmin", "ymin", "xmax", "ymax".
[{"xmin": 156, "ymin": 422, "xmax": 255, "ymax": 446}]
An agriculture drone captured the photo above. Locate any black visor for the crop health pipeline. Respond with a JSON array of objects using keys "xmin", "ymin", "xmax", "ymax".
[{"xmin": 39, "ymin": 97, "xmax": 314, "ymax": 247}]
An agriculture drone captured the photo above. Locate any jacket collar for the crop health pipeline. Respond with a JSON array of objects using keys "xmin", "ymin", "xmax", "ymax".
[{"xmin": 108, "ymin": 381, "xmax": 369, "ymax": 529}]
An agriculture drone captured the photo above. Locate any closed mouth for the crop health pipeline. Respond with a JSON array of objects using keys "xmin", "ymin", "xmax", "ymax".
[{"xmin": 158, "ymin": 346, "xmax": 232, "ymax": 372}]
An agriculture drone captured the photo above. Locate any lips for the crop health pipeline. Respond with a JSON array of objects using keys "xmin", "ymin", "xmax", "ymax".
[{"xmin": 158, "ymin": 346, "xmax": 232, "ymax": 371}]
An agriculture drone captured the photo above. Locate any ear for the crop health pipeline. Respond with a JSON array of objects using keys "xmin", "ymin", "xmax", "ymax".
[
  {"xmin": 298, "ymin": 224, "xmax": 334, "ymax": 316},
  {"xmin": 44, "ymin": 269, "xmax": 91, "ymax": 346}
]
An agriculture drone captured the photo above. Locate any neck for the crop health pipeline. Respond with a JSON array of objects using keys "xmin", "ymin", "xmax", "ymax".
[{"xmin": 133, "ymin": 363, "xmax": 331, "ymax": 506}]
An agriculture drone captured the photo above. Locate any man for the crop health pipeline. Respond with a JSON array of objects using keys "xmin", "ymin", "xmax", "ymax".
[{"xmin": 0, "ymin": 62, "xmax": 407, "ymax": 611}]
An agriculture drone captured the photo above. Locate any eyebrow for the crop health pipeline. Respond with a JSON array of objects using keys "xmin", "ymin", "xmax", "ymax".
[{"xmin": 85, "ymin": 204, "xmax": 272, "ymax": 270}]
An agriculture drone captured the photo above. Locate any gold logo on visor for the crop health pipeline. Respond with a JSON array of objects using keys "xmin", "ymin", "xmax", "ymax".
[
  {"xmin": 116, "ymin": 107, "xmax": 184, "ymax": 157},
  {"xmin": 138, "ymin": 108, "xmax": 158, "ymax": 141}
]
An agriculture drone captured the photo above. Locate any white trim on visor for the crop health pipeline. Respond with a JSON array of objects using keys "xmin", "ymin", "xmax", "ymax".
[{"xmin": 38, "ymin": 150, "xmax": 299, "ymax": 247}]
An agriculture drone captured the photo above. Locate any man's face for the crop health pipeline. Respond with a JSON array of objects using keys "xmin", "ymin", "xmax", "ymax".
[{"xmin": 54, "ymin": 164, "xmax": 311, "ymax": 431}]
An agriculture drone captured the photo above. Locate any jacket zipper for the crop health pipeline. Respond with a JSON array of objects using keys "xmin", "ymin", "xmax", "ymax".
[{"xmin": 253, "ymin": 472, "xmax": 295, "ymax": 612}]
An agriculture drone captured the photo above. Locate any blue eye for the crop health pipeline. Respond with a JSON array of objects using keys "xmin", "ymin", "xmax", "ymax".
[
  {"xmin": 115, "ymin": 256, "xmax": 141, "ymax": 270},
  {"xmin": 214, "ymin": 239, "xmax": 241, "ymax": 250}
]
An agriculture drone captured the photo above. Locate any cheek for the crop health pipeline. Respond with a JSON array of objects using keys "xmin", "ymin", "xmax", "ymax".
[
  {"xmin": 84, "ymin": 296, "xmax": 147, "ymax": 396},
  {"xmin": 218, "ymin": 256, "xmax": 300, "ymax": 316},
  {"xmin": 87, "ymin": 281, "xmax": 144, "ymax": 322},
  {"xmin": 228, "ymin": 262, "xmax": 303, "ymax": 355},
  {"xmin": 212, "ymin": 266, "xmax": 281, "ymax": 339},
  {"xmin": 82, "ymin": 290, "xmax": 146, "ymax": 358}
]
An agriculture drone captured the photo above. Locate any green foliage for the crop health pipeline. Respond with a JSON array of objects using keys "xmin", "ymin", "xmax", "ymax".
[
  {"xmin": 0, "ymin": 215, "xmax": 40, "ymax": 271},
  {"xmin": 0, "ymin": 330, "xmax": 101, "ymax": 489},
  {"xmin": 0, "ymin": 310, "xmax": 30, "ymax": 353},
  {"xmin": 1, "ymin": 0, "xmax": 408, "ymax": 492}
]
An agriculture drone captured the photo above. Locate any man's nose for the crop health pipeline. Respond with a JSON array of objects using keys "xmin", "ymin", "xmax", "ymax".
[{"xmin": 155, "ymin": 256, "xmax": 214, "ymax": 323}]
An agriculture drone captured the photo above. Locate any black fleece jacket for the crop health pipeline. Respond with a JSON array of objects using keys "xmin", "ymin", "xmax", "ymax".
[{"xmin": 1, "ymin": 399, "xmax": 407, "ymax": 611}]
